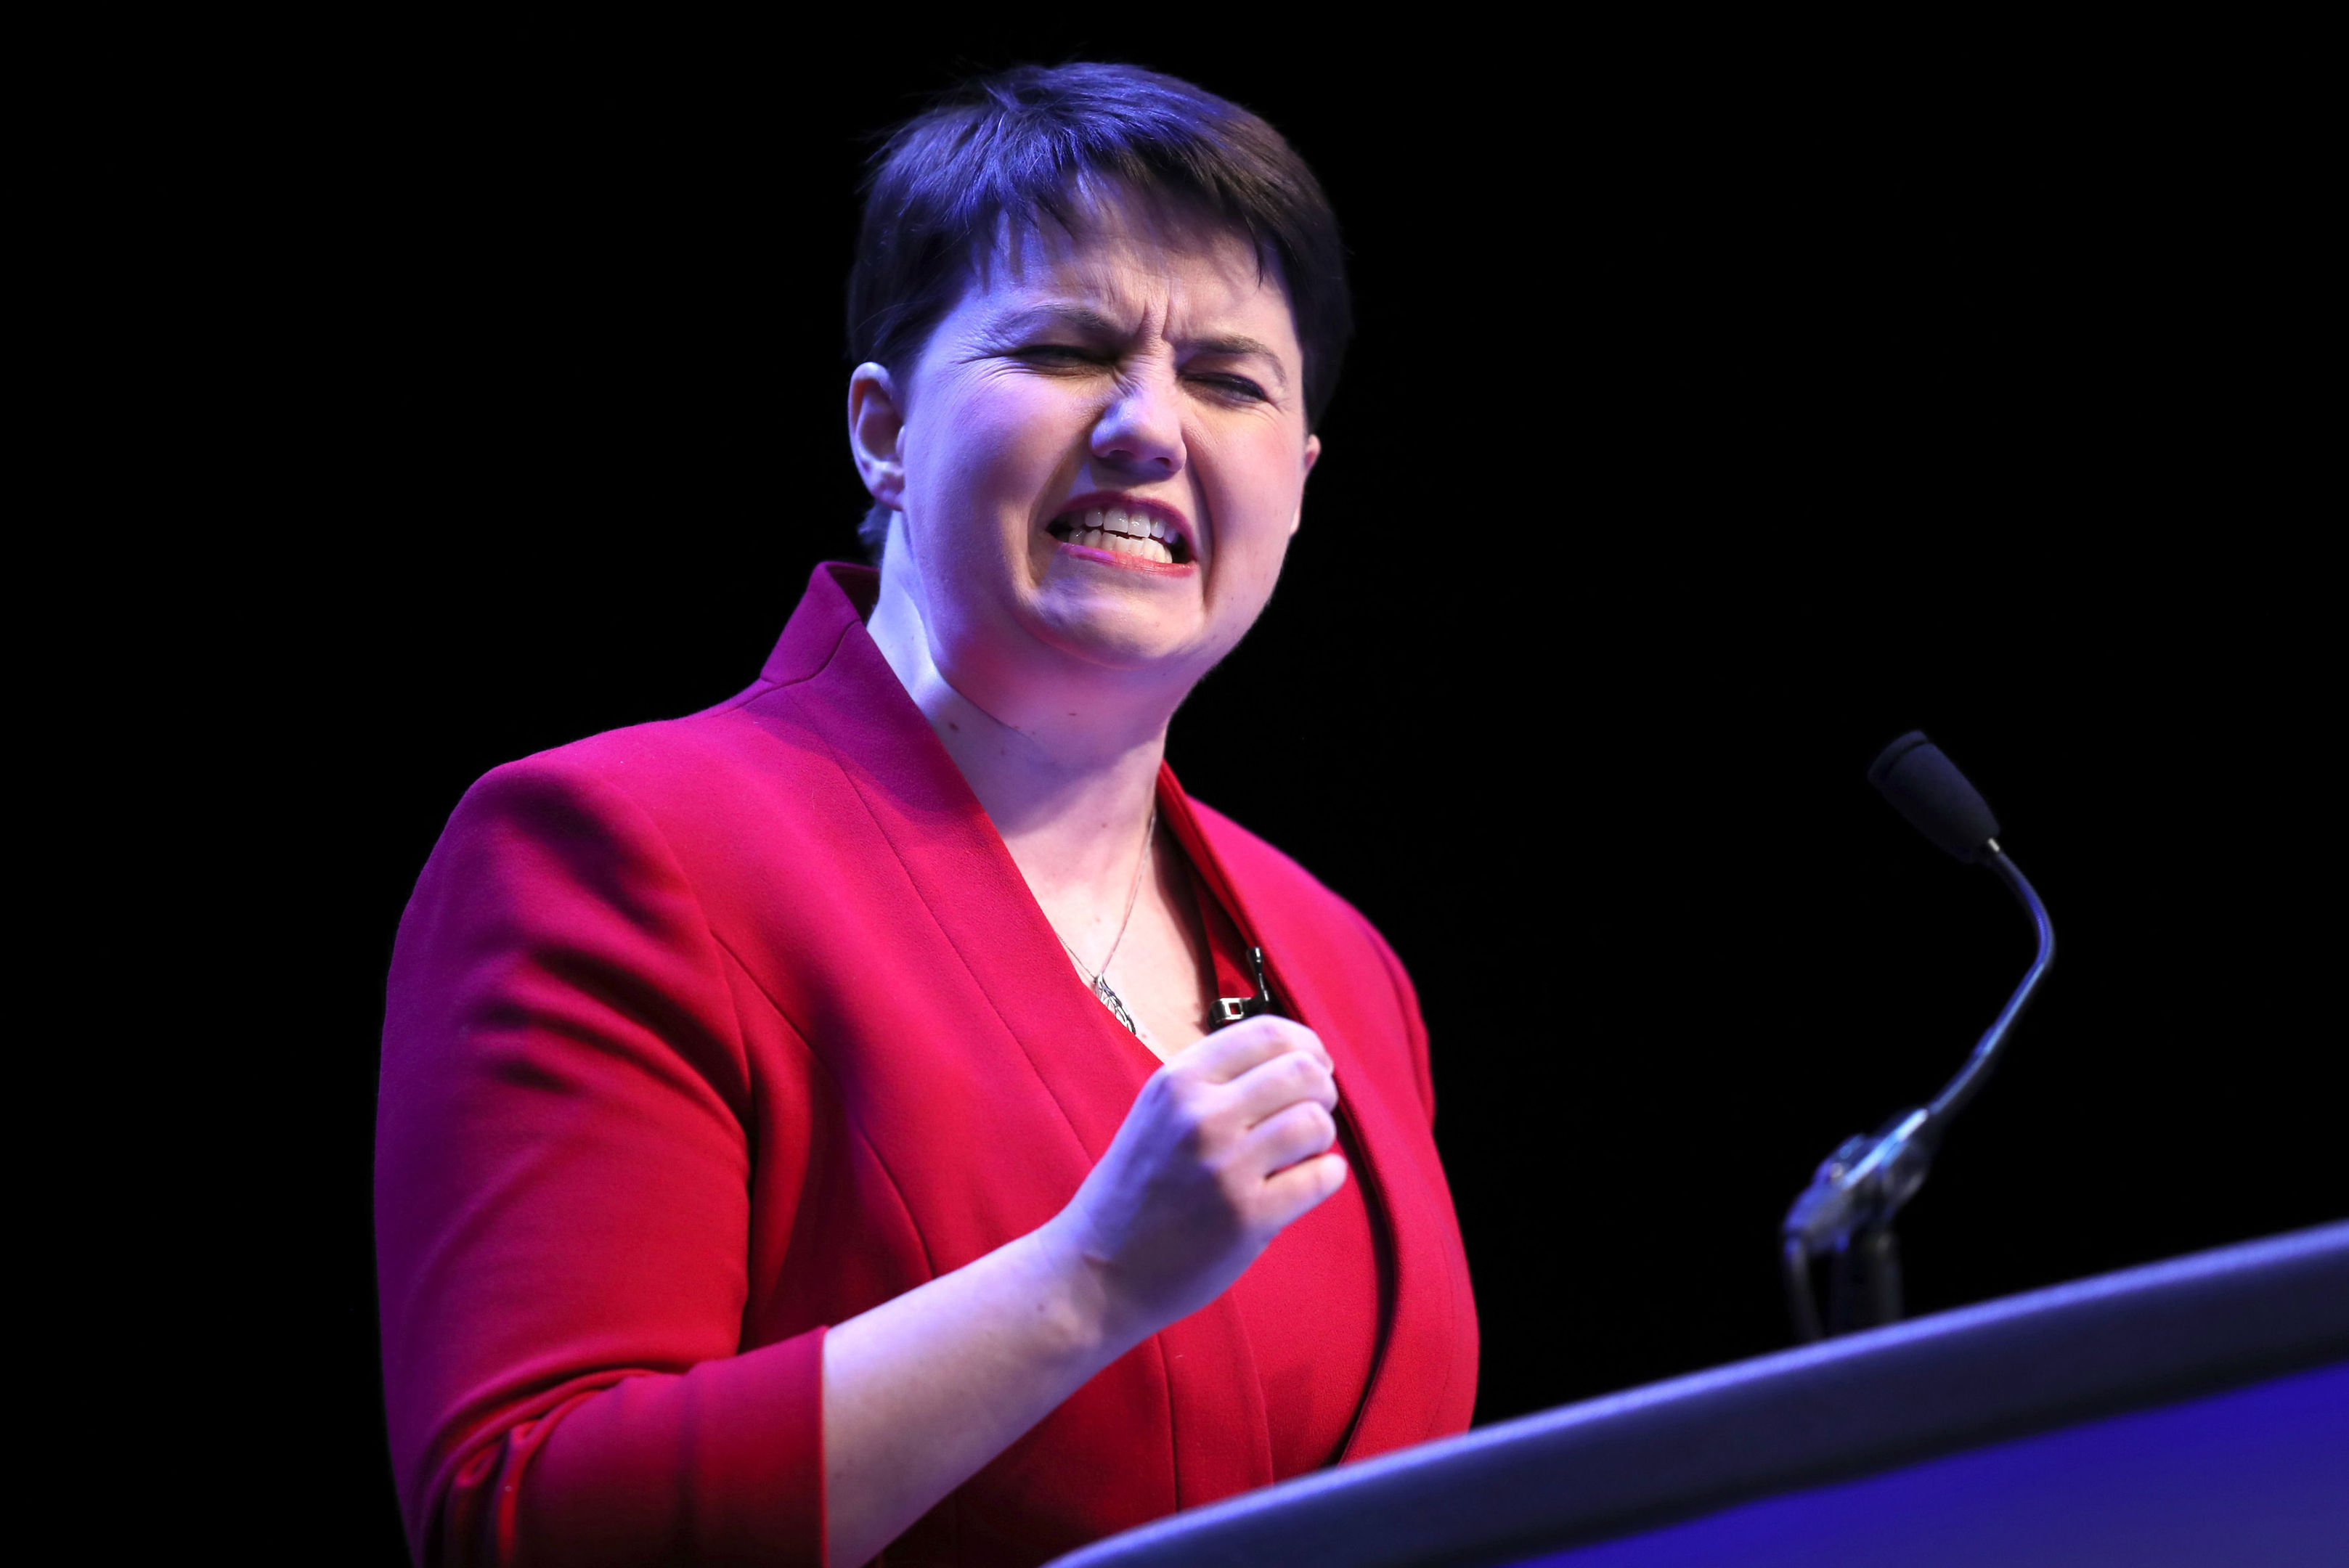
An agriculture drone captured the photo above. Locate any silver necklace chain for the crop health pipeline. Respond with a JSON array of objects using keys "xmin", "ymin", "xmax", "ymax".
[{"xmin": 1055, "ymin": 801, "xmax": 1157, "ymax": 1035}]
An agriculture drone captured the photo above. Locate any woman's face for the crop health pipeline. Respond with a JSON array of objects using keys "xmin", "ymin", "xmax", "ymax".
[{"xmin": 853, "ymin": 194, "xmax": 1321, "ymax": 709}]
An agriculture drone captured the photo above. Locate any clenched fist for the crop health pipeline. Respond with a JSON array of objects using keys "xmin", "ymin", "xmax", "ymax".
[{"xmin": 1046, "ymin": 1016, "xmax": 1346, "ymax": 1342}]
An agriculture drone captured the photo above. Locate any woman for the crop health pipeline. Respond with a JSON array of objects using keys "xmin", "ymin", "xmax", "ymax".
[{"xmin": 378, "ymin": 63, "xmax": 1477, "ymax": 1567}]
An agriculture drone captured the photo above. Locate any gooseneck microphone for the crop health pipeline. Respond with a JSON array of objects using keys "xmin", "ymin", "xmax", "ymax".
[{"xmin": 1780, "ymin": 732, "xmax": 2057, "ymax": 1342}]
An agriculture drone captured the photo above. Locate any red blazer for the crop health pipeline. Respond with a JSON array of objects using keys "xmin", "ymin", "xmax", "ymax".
[{"xmin": 377, "ymin": 564, "xmax": 1478, "ymax": 1566}]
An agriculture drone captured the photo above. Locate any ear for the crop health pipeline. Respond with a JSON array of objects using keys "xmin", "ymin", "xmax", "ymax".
[
  {"xmin": 1290, "ymin": 433, "xmax": 1322, "ymax": 537},
  {"xmin": 848, "ymin": 362, "xmax": 908, "ymax": 510}
]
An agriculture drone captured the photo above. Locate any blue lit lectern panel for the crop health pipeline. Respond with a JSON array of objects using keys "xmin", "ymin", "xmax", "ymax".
[{"xmin": 1518, "ymin": 1362, "xmax": 2348, "ymax": 1568}]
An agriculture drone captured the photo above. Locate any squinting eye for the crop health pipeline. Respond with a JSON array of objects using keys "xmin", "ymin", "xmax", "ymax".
[{"xmin": 1198, "ymin": 375, "xmax": 1269, "ymax": 401}]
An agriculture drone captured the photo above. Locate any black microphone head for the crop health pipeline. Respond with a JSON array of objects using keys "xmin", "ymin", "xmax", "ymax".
[{"xmin": 1868, "ymin": 732, "xmax": 2003, "ymax": 862}]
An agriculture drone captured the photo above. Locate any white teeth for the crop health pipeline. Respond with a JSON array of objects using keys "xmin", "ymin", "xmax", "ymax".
[
  {"xmin": 1057, "ymin": 504, "xmax": 1181, "ymax": 563},
  {"xmin": 1063, "ymin": 525, "xmax": 1173, "ymax": 564},
  {"xmin": 1107, "ymin": 535, "xmax": 1171, "ymax": 563}
]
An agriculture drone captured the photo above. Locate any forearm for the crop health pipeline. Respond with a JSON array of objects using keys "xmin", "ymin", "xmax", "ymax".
[
  {"xmin": 821, "ymin": 1020, "xmax": 1343, "ymax": 1567},
  {"xmin": 821, "ymin": 1217, "xmax": 1133, "ymax": 1568}
]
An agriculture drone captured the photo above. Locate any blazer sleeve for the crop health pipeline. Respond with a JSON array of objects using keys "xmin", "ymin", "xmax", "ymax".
[{"xmin": 376, "ymin": 753, "xmax": 825, "ymax": 1567}]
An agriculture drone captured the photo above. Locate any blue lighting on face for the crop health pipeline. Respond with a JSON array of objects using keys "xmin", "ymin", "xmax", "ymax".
[{"xmin": 1517, "ymin": 1362, "xmax": 2349, "ymax": 1568}]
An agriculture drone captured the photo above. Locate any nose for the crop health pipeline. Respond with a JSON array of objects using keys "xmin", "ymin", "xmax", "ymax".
[{"xmin": 1091, "ymin": 367, "xmax": 1185, "ymax": 478}]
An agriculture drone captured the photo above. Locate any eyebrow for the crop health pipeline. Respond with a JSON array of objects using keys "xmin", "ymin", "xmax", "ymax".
[
  {"xmin": 1187, "ymin": 335, "xmax": 1290, "ymax": 388},
  {"xmin": 994, "ymin": 305, "xmax": 1292, "ymax": 389}
]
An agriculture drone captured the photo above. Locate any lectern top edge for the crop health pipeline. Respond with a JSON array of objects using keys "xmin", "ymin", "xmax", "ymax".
[{"xmin": 1049, "ymin": 1222, "xmax": 2349, "ymax": 1568}]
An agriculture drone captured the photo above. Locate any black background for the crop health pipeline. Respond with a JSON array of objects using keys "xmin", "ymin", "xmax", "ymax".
[{"xmin": 257, "ymin": 19, "xmax": 2332, "ymax": 1561}]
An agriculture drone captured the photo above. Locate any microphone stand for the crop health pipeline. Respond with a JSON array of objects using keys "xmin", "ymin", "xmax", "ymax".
[{"xmin": 1782, "ymin": 844, "xmax": 2056, "ymax": 1342}]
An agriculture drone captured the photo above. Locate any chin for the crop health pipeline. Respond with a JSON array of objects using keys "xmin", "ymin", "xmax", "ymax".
[{"xmin": 1024, "ymin": 592, "xmax": 1211, "ymax": 675}]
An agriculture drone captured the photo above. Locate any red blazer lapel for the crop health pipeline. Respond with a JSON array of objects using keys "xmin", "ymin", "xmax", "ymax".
[
  {"xmin": 1163, "ymin": 765, "xmax": 1477, "ymax": 1460},
  {"xmin": 762, "ymin": 565, "xmax": 1148, "ymax": 1167}
]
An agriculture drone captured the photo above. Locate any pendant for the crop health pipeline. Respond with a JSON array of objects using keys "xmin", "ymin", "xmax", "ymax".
[{"xmin": 1093, "ymin": 973, "xmax": 1139, "ymax": 1034}]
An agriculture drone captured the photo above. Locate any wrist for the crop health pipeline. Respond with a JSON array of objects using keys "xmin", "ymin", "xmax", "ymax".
[{"xmin": 1028, "ymin": 1210, "xmax": 1153, "ymax": 1365}]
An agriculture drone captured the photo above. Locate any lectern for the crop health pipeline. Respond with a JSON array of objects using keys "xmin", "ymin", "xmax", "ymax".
[{"xmin": 1050, "ymin": 1223, "xmax": 2348, "ymax": 1568}]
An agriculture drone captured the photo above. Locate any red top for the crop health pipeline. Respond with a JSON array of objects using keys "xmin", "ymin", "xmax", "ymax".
[{"xmin": 376, "ymin": 564, "xmax": 1478, "ymax": 1566}]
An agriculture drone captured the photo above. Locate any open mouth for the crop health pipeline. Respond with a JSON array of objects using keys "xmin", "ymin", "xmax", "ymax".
[{"xmin": 1047, "ymin": 502, "xmax": 1193, "ymax": 566}]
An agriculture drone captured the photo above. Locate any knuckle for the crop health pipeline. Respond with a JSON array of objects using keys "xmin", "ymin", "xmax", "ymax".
[
  {"xmin": 1290, "ymin": 1103, "xmax": 1335, "ymax": 1148},
  {"xmin": 1275, "ymin": 1101, "xmax": 1327, "ymax": 1145},
  {"xmin": 1141, "ymin": 1066, "xmax": 1184, "ymax": 1108},
  {"xmin": 1290, "ymin": 1056, "xmax": 1334, "ymax": 1101},
  {"xmin": 1189, "ymin": 1101, "xmax": 1237, "ymax": 1151}
]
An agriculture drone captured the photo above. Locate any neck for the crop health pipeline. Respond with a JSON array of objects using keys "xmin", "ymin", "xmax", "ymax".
[{"xmin": 866, "ymin": 543, "xmax": 1178, "ymax": 909}]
